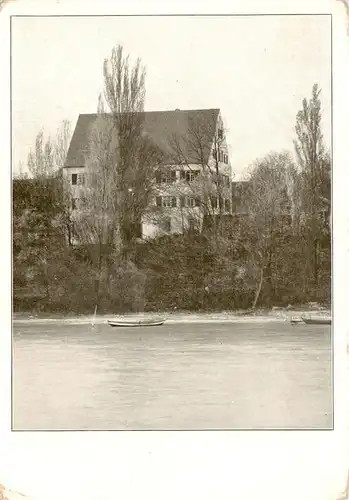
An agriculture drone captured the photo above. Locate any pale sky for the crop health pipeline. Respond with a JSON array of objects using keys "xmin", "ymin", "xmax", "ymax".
[{"xmin": 11, "ymin": 15, "xmax": 331, "ymax": 179}]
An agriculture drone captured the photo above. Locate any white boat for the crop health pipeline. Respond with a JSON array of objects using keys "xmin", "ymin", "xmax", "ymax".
[
  {"xmin": 290, "ymin": 316, "xmax": 303, "ymax": 325},
  {"xmin": 301, "ymin": 316, "xmax": 331, "ymax": 325},
  {"xmin": 107, "ymin": 318, "xmax": 166, "ymax": 327}
]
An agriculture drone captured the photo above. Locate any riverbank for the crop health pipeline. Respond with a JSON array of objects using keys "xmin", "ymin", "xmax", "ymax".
[{"xmin": 12, "ymin": 306, "xmax": 331, "ymax": 325}]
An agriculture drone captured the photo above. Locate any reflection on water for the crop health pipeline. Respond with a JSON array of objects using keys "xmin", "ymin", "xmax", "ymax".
[{"xmin": 12, "ymin": 322, "xmax": 332, "ymax": 430}]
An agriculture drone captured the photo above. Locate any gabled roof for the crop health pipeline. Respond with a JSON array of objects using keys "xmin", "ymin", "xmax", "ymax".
[{"xmin": 64, "ymin": 108, "xmax": 220, "ymax": 168}]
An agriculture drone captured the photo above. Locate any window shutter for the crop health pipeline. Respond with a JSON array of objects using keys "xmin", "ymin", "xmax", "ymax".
[
  {"xmin": 72, "ymin": 174, "xmax": 77, "ymax": 185},
  {"xmin": 180, "ymin": 196, "xmax": 186, "ymax": 208},
  {"xmin": 155, "ymin": 171, "xmax": 161, "ymax": 184},
  {"xmin": 171, "ymin": 170, "xmax": 176, "ymax": 182},
  {"xmin": 195, "ymin": 198, "xmax": 200, "ymax": 207},
  {"xmin": 171, "ymin": 197, "xmax": 177, "ymax": 208},
  {"xmin": 156, "ymin": 196, "xmax": 162, "ymax": 207},
  {"xmin": 180, "ymin": 170, "xmax": 186, "ymax": 181}
]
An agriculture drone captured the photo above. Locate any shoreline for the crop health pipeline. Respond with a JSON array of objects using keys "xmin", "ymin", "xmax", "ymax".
[{"xmin": 12, "ymin": 308, "xmax": 331, "ymax": 325}]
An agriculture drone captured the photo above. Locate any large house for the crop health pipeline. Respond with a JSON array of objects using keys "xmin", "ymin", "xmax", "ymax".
[{"xmin": 63, "ymin": 108, "xmax": 232, "ymax": 240}]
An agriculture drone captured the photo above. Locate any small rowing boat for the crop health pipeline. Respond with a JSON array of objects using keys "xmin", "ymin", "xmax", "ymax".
[
  {"xmin": 301, "ymin": 316, "xmax": 331, "ymax": 325},
  {"xmin": 107, "ymin": 318, "xmax": 166, "ymax": 328},
  {"xmin": 290, "ymin": 316, "xmax": 303, "ymax": 325}
]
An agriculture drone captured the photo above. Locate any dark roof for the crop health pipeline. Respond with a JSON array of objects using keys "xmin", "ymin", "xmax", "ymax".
[{"xmin": 65, "ymin": 108, "xmax": 220, "ymax": 167}]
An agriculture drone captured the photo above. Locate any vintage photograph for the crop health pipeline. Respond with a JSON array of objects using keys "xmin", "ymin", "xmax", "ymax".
[{"xmin": 12, "ymin": 14, "xmax": 332, "ymax": 430}]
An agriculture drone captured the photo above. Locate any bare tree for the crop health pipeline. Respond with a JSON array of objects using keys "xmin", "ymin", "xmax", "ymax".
[
  {"xmin": 26, "ymin": 120, "xmax": 72, "ymax": 179},
  {"xmin": 242, "ymin": 151, "xmax": 294, "ymax": 309},
  {"xmin": 54, "ymin": 120, "xmax": 72, "ymax": 170},
  {"xmin": 69, "ymin": 113, "xmax": 120, "ymax": 306},
  {"xmin": 98, "ymin": 44, "xmax": 163, "ymax": 259},
  {"xmin": 14, "ymin": 160, "xmax": 28, "ymax": 179},
  {"xmin": 27, "ymin": 129, "xmax": 54, "ymax": 179},
  {"xmin": 72, "ymin": 45, "xmax": 163, "ymax": 307},
  {"xmin": 169, "ymin": 114, "xmax": 232, "ymax": 242},
  {"xmin": 293, "ymin": 83, "xmax": 331, "ymax": 286}
]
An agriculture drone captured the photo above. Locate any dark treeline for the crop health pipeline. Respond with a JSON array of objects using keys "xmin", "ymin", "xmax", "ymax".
[
  {"xmin": 13, "ymin": 46, "xmax": 331, "ymax": 314},
  {"xmin": 12, "ymin": 202, "xmax": 331, "ymax": 314}
]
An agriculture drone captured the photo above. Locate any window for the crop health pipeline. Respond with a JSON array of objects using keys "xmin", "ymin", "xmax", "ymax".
[
  {"xmin": 188, "ymin": 218, "xmax": 196, "ymax": 231},
  {"xmin": 162, "ymin": 197, "xmax": 171, "ymax": 208},
  {"xmin": 161, "ymin": 196, "xmax": 177, "ymax": 208},
  {"xmin": 224, "ymin": 199, "xmax": 231, "ymax": 212},
  {"xmin": 156, "ymin": 169, "xmax": 177, "ymax": 184},
  {"xmin": 221, "ymin": 175, "xmax": 230, "ymax": 187},
  {"xmin": 160, "ymin": 172, "xmax": 168, "ymax": 183},
  {"xmin": 71, "ymin": 173, "xmax": 77, "ymax": 185},
  {"xmin": 156, "ymin": 196, "xmax": 162, "ymax": 207},
  {"xmin": 224, "ymin": 154, "xmax": 229, "ymax": 164},
  {"xmin": 77, "ymin": 173, "xmax": 85, "ymax": 185},
  {"xmin": 180, "ymin": 196, "xmax": 200, "ymax": 208},
  {"xmin": 211, "ymin": 196, "xmax": 218, "ymax": 209},
  {"xmin": 180, "ymin": 170, "xmax": 199, "ymax": 182},
  {"xmin": 218, "ymin": 129, "xmax": 223, "ymax": 139}
]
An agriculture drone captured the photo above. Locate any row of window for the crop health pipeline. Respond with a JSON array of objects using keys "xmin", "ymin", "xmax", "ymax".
[
  {"xmin": 72, "ymin": 170, "xmax": 206, "ymax": 186},
  {"xmin": 155, "ymin": 169, "xmax": 201, "ymax": 184},
  {"xmin": 72, "ymin": 169, "xmax": 230, "ymax": 187},
  {"xmin": 156, "ymin": 195, "xmax": 231, "ymax": 211},
  {"xmin": 155, "ymin": 169, "xmax": 231, "ymax": 186},
  {"xmin": 71, "ymin": 195, "xmax": 231, "ymax": 212},
  {"xmin": 156, "ymin": 196, "xmax": 200, "ymax": 208}
]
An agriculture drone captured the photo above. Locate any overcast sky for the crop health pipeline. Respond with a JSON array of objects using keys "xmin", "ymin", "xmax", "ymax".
[{"xmin": 11, "ymin": 15, "xmax": 331, "ymax": 178}]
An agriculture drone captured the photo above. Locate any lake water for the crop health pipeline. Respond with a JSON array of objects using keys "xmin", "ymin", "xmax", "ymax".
[{"xmin": 12, "ymin": 321, "xmax": 332, "ymax": 430}]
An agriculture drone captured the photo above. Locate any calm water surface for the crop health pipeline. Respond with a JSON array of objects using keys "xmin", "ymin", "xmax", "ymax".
[{"xmin": 13, "ymin": 322, "xmax": 332, "ymax": 430}]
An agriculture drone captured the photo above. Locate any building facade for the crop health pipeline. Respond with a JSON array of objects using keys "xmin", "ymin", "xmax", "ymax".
[{"xmin": 63, "ymin": 108, "xmax": 233, "ymax": 240}]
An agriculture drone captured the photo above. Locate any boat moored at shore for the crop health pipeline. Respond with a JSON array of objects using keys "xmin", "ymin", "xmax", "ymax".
[
  {"xmin": 301, "ymin": 316, "xmax": 331, "ymax": 325},
  {"xmin": 107, "ymin": 318, "xmax": 166, "ymax": 327}
]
